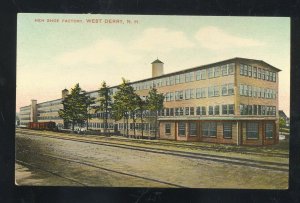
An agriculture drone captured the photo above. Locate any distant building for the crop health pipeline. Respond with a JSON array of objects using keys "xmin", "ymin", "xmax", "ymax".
[
  {"xmin": 279, "ymin": 110, "xmax": 290, "ymax": 127},
  {"xmin": 19, "ymin": 57, "xmax": 281, "ymax": 145}
]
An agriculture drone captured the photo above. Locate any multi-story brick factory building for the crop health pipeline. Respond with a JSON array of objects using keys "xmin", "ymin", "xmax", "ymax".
[{"xmin": 19, "ymin": 57, "xmax": 280, "ymax": 145}]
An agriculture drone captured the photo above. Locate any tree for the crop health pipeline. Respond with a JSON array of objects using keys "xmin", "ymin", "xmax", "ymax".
[
  {"xmin": 279, "ymin": 117, "xmax": 286, "ymax": 134},
  {"xmin": 112, "ymin": 78, "xmax": 132, "ymax": 137},
  {"xmin": 147, "ymin": 87, "xmax": 164, "ymax": 139},
  {"xmin": 97, "ymin": 81, "xmax": 112, "ymax": 135},
  {"xmin": 136, "ymin": 96, "xmax": 147, "ymax": 139},
  {"xmin": 58, "ymin": 83, "xmax": 94, "ymax": 132}
]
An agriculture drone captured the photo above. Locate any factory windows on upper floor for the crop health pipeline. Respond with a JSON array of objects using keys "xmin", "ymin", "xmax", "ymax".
[
  {"xmin": 132, "ymin": 63, "xmax": 236, "ymax": 91},
  {"xmin": 239, "ymin": 84, "xmax": 276, "ymax": 99},
  {"xmin": 240, "ymin": 64, "xmax": 276, "ymax": 82}
]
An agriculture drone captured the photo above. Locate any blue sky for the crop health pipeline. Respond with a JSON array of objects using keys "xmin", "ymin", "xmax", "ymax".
[{"xmin": 17, "ymin": 14, "xmax": 290, "ymax": 115}]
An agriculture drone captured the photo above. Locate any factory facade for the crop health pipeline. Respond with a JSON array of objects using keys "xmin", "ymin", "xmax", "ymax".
[{"xmin": 19, "ymin": 57, "xmax": 280, "ymax": 146}]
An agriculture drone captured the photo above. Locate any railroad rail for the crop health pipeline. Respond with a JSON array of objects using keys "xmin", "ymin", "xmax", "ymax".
[{"xmin": 16, "ymin": 130, "xmax": 289, "ymax": 173}]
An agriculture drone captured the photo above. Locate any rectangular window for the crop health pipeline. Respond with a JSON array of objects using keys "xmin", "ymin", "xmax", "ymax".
[
  {"xmin": 258, "ymin": 105, "xmax": 262, "ymax": 115},
  {"xmin": 208, "ymin": 67, "xmax": 214, "ymax": 78},
  {"xmin": 170, "ymin": 92, "xmax": 174, "ymax": 101},
  {"xmin": 262, "ymin": 69, "xmax": 265, "ymax": 80},
  {"xmin": 228, "ymin": 104, "xmax": 234, "ymax": 114},
  {"xmin": 223, "ymin": 122, "xmax": 232, "ymax": 139},
  {"xmin": 190, "ymin": 89, "xmax": 195, "ymax": 99},
  {"xmin": 240, "ymin": 64, "xmax": 244, "ymax": 75},
  {"xmin": 196, "ymin": 70, "xmax": 201, "ymax": 80},
  {"xmin": 175, "ymin": 108, "xmax": 179, "ymax": 116},
  {"xmin": 175, "ymin": 75, "xmax": 180, "ymax": 84},
  {"xmin": 196, "ymin": 88, "xmax": 201, "ymax": 98},
  {"xmin": 257, "ymin": 68, "xmax": 261, "ymax": 79},
  {"xmin": 179, "ymin": 107, "xmax": 184, "ymax": 116},
  {"xmin": 265, "ymin": 123, "xmax": 274, "ymax": 138},
  {"xmin": 244, "ymin": 85, "xmax": 248, "ymax": 96},
  {"xmin": 222, "ymin": 85, "xmax": 228, "ymax": 96},
  {"xmin": 215, "ymin": 66, "xmax": 221, "ymax": 77},
  {"xmin": 185, "ymin": 107, "xmax": 190, "ymax": 115},
  {"xmin": 253, "ymin": 67, "xmax": 257, "ymax": 78},
  {"xmin": 228, "ymin": 84, "xmax": 234, "ymax": 95},
  {"xmin": 273, "ymin": 72, "xmax": 276, "ymax": 82},
  {"xmin": 202, "ymin": 122, "xmax": 217, "ymax": 137},
  {"xmin": 253, "ymin": 87, "xmax": 257, "ymax": 97},
  {"xmin": 243, "ymin": 65, "xmax": 248, "ymax": 76},
  {"xmin": 214, "ymin": 105, "xmax": 220, "ymax": 115},
  {"xmin": 248, "ymin": 86, "xmax": 252, "ymax": 97},
  {"xmin": 246, "ymin": 122, "xmax": 259, "ymax": 139},
  {"xmin": 185, "ymin": 89, "xmax": 191, "ymax": 100},
  {"xmin": 253, "ymin": 105, "xmax": 257, "ymax": 115},
  {"xmin": 170, "ymin": 76, "xmax": 174, "ymax": 85},
  {"xmin": 201, "ymin": 106, "xmax": 206, "ymax": 115},
  {"xmin": 185, "ymin": 72, "xmax": 190, "ymax": 82},
  {"xmin": 178, "ymin": 122, "xmax": 186, "ymax": 136},
  {"xmin": 228, "ymin": 63, "xmax": 235, "ymax": 74},
  {"xmin": 222, "ymin": 65, "xmax": 228, "ymax": 76},
  {"xmin": 209, "ymin": 106, "xmax": 214, "ymax": 115},
  {"xmin": 239, "ymin": 84, "xmax": 244, "ymax": 96},
  {"xmin": 165, "ymin": 123, "xmax": 171, "ymax": 134},
  {"xmin": 269, "ymin": 71, "xmax": 273, "ymax": 81},
  {"xmin": 196, "ymin": 107, "xmax": 200, "ymax": 115},
  {"xmin": 222, "ymin": 105, "xmax": 228, "ymax": 115},
  {"xmin": 190, "ymin": 107, "xmax": 195, "ymax": 115},
  {"xmin": 189, "ymin": 122, "xmax": 197, "ymax": 136},
  {"xmin": 248, "ymin": 65, "xmax": 252, "ymax": 77},
  {"xmin": 190, "ymin": 72, "xmax": 194, "ymax": 82},
  {"xmin": 166, "ymin": 108, "xmax": 170, "ymax": 116},
  {"xmin": 180, "ymin": 74, "xmax": 185, "ymax": 83},
  {"xmin": 165, "ymin": 92, "xmax": 170, "ymax": 102},
  {"xmin": 257, "ymin": 87, "xmax": 261, "ymax": 98},
  {"xmin": 266, "ymin": 70, "xmax": 269, "ymax": 81},
  {"xmin": 170, "ymin": 108, "xmax": 174, "ymax": 116}
]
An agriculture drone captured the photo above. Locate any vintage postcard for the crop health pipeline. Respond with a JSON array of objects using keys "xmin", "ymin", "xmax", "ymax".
[{"xmin": 16, "ymin": 14, "xmax": 290, "ymax": 188}]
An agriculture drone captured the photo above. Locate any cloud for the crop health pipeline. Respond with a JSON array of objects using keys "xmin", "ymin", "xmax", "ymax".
[
  {"xmin": 195, "ymin": 26, "xmax": 264, "ymax": 50},
  {"xmin": 56, "ymin": 39, "xmax": 141, "ymax": 66},
  {"xmin": 132, "ymin": 28, "xmax": 194, "ymax": 52}
]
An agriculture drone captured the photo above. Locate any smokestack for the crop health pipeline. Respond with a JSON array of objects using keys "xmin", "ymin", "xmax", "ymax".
[
  {"xmin": 151, "ymin": 59, "xmax": 164, "ymax": 77},
  {"xmin": 62, "ymin": 88, "xmax": 69, "ymax": 99}
]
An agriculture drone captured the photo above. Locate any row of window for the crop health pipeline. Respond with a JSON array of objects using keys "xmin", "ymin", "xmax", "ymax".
[
  {"xmin": 38, "ymin": 116, "xmax": 61, "ymax": 120},
  {"xmin": 158, "ymin": 104, "xmax": 235, "ymax": 117},
  {"xmin": 118, "ymin": 123, "xmax": 155, "ymax": 131},
  {"xmin": 132, "ymin": 63, "xmax": 235, "ymax": 91},
  {"xmin": 166, "ymin": 121, "xmax": 274, "ymax": 139},
  {"xmin": 164, "ymin": 83, "xmax": 234, "ymax": 102},
  {"xmin": 239, "ymin": 84, "xmax": 276, "ymax": 99},
  {"xmin": 37, "ymin": 100, "xmax": 62, "ymax": 108},
  {"xmin": 240, "ymin": 64, "xmax": 276, "ymax": 82},
  {"xmin": 240, "ymin": 104, "xmax": 276, "ymax": 116},
  {"xmin": 88, "ymin": 122, "xmax": 114, "ymax": 129}
]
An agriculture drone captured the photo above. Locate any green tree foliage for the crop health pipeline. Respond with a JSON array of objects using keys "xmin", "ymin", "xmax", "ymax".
[
  {"xmin": 279, "ymin": 117, "xmax": 286, "ymax": 132},
  {"xmin": 97, "ymin": 81, "xmax": 112, "ymax": 135},
  {"xmin": 112, "ymin": 78, "xmax": 140, "ymax": 137},
  {"xmin": 58, "ymin": 83, "xmax": 95, "ymax": 131},
  {"xmin": 147, "ymin": 87, "xmax": 164, "ymax": 139},
  {"xmin": 136, "ymin": 96, "xmax": 147, "ymax": 139}
]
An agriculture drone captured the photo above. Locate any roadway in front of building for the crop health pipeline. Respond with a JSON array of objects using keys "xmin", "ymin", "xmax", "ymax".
[{"xmin": 15, "ymin": 129, "xmax": 288, "ymax": 188}]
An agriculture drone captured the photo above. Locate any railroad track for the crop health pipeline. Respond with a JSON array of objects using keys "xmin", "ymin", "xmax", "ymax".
[
  {"xmin": 16, "ymin": 131, "xmax": 289, "ymax": 173},
  {"xmin": 16, "ymin": 154, "xmax": 186, "ymax": 188},
  {"xmin": 16, "ymin": 128, "xmax": 289, "ymax": 158}
]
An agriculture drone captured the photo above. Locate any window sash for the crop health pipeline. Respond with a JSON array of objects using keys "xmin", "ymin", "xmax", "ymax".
[
  {"xmin": 223, "ymin": 122, "xmax": 232, "ymax": 138},
  {"xmin": 178, "ymin": 122, "xmax": 186, "ymax": 136},
  {"xmin": 246, "ymin": 122, "xmax": 259, "ymax": 139}
]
